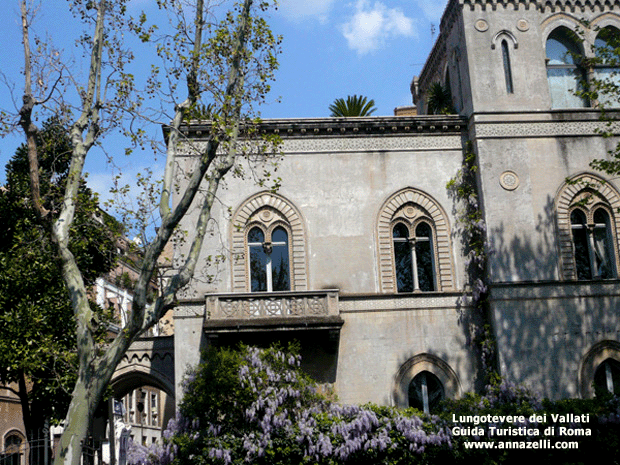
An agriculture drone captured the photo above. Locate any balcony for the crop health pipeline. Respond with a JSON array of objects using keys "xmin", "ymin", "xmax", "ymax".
[{"xmin": 204, "ymin": 290, "xmax": 342, "ymax": 332}]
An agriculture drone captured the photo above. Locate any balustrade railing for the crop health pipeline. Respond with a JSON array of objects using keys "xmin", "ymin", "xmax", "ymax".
[{"xmin": 206, "ymin": 290, "xmax": 339, "ymax": 320}]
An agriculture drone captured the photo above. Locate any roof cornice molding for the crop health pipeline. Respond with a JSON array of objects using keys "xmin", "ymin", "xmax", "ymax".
[{"xmin": 180, "ymin": 115, "xmax": 467, "ymax": 139}]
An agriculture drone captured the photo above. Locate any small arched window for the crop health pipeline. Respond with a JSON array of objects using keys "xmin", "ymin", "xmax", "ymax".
[
  {"xmin": 570, "ymin": 207, "xmax": 616, "ymax": 280},
  {"xmin": 594, "ymin": 358, "xmax": 620, "ymax": 396},
  {"xmin": 248, "ymin": 225, "xmax": 290, "ymax": 292},
  {"xmin": 393, "ymin": 221, "xmax": 436, "ymax": 292},
  {"xmin": 501, "ymin": 39, "xmax": 514, "ymax": 94},
  {"xmin": 408, "ymin": 371, "xmax": 445, "ymax": 414},
  {"xmin": 594, "ymin": 26, "xmax": 620, "ymax": 108},
  {"xmin": 4, "ymin": 434, "xmax": 23, "ymax": 465},
  {"xmin": 546, "ymin": 27, "xmax": 587, "ymax": 108}
]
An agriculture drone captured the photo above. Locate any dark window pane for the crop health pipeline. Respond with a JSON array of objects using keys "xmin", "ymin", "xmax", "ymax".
[
  {"xmin": 248, "ymin": 226, "xmax": 264, "ymax": 243},
  {"xmin": 249, "ymin": 231, "xmax": 268, "ymax": 292},
  {"xmin": 571, "ymin": 209, "xmax": 592, "ymax": 280},
  {"xmin": 393, "ymin": 223, "xmax": 413, "ymax": 293},
  {"xmin": 408, "ymin": 371, "xmax": 444, "ymax": 414},
  {"xmin": 502, "ymin": 40, "xmax": 514, "ymax": 94},
  {"xmin": 594, "ymin": 359, "xmax": 620, "ymax": 396},
  {"xmin": 415, "ymin": 223, "xmax": 434, "ymax": 291},
  {"xmin": 272, "ymin": 226, "xmax": 288, "ymax": 243},
  {"xmin": 271, "ymin": 227, "xmax": 290, "ymax": 291},
  {"xmin": 393, "ymin": 223, "xmax": 409, "ymax": 239}
]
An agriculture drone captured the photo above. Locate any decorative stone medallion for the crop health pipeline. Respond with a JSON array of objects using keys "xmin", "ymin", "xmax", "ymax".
[
  {"xmin": 500, "ymin": 170, "xmax": 520, "ymax": 191},
  {"xmin": 517, "ymin": 19, "xmax": 529, "ymax": 32},
  {"xmin": 475, "ymin": 19, "xmax": 489, "ymax": 32}
]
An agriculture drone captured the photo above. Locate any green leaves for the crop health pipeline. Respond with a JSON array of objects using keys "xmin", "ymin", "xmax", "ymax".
[
  {"xmin": 426, "ymin": 83, "xmax": 455, "ymax": 116},
  {"xmin": 329, "ymin": 95, "xmax": 377, "ymax": 117},
  {"xmin": 0, "ymin": 117, "xmax": 117, "ymax": 426}
]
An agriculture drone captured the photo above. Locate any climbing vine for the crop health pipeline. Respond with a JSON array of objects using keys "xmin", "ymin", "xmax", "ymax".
[{"xmin": 446, "ymin": 142, "xmax": 499, "ymax": 386}]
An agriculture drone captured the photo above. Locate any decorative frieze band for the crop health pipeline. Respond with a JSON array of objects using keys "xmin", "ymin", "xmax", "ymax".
[
  {"xmin": 279, "ymin": 135, "xmax": 464, "ymax": 154},
  {"xmin": 472, "ymin": 120, "xmax": 620, "ymax": 139}
]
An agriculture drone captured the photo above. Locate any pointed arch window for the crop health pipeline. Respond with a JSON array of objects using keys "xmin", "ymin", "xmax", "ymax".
[
  {"xmin": 570, "ymin": 207, "xmax": 616, "ymax": 280},
  {"xmin": 594, "ymin": 26, "xmax": 620, "ymax": 108},
  {"xmin": 393, "ymin": 220, "xmax": 436, "ymax": 292},
  {"xmin": 546, "ymin": 27, "xmax": 587, "ymax": 108},
  {"xmin": 248, "ymin": 225, "xmax": 290, "ymax": 292},
  {"xmin": 408, "ymin": 371, "xmax": 445, "ymax": 414}
]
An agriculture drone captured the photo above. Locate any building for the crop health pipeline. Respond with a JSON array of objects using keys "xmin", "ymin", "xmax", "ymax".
[{"xmin": 170, "ymin": 0, "xmax": 620, "ymax": 410}]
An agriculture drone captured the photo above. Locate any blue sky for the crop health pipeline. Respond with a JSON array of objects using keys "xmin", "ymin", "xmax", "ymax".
[{"xmin": 0, "ymin": 0, "xmax": 449, "ymax": 201}]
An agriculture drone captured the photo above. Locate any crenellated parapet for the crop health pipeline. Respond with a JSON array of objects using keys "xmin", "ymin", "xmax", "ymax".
[{"xmin": 446, "ymin": 0, "xmax": 620, "ymax": 13}]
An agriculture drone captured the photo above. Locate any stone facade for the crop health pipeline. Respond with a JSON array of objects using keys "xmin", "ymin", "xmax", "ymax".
[{"xmin": 171, "ymin": 0, "xmax": 620, "ymax": 409}]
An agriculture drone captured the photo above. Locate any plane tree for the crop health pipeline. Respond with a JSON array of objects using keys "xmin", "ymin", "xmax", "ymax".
[{"xmin": 1, "ymin": 1, "xmax": 281, "ymax": 464}]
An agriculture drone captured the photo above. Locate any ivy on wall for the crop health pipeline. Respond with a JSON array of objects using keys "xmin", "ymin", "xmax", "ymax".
[{"xmin": 447, "ymin": 142, "xmax": 498, "ymax": 386}]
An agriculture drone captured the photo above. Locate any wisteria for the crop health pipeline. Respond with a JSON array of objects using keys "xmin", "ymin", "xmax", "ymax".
[
  {"xmin": 128, "ymin": 345, "xmax": 620, "ymax": 464},
  {"xmin": 130, "ymin": 344, "xmax": 452, "ymax": 465}
]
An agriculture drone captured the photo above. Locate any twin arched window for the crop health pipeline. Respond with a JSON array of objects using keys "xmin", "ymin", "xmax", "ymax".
[
  {"xmin": 393, "ymin": 221, "xmax": 436, "ymax": 292},
  {"xmin": 231, "ymin": 192, "xmax": 308, "ymax": 293},
  {"xmin": 248, "ymin": 225, "xmax": 291, "ymax": 292},
  {"xmin": 557, "ymin": 175, "xmax": 620, "ymax": 281},
  {"xmin": 570, "ymin": 207, "xmax": 616, "ymax": 280}
]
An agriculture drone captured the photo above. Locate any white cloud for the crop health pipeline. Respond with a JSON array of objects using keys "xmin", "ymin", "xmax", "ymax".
[
  {"xmin": 277, "ymin": 0, "xmax": 336, "ymax": 24},
  {"xmin": 341, "ymin": 1, "xmax": 417, "ymax": 55}
]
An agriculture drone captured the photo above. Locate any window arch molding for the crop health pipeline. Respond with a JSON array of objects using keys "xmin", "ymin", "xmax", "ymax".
[
  {"xmin": 377, "ymin": 188, "xmax": 454, "ymax": 293},
  {"xmin": 392, "ymin": 353, "xmax": 461, "ymax": 409},
  {"xmin": 579, "ymin": 340, "xmax": 620, "ymax": 398},
  {"xmin": 2, "ymin": 430, "xmax": 25, "ymax": 449},
  {"xmin": 231, "ymin": 191, "xmax": 308, "ymax": 292},
  {"xmin": 491, "ymin": 30, "xmax": 518, "ymax": 50},
  {"xmin": 556, "ymin": 173, "xmax": 620, "ymax": 280}
]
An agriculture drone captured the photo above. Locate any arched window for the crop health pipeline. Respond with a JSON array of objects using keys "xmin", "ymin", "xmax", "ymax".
[
  {"xmin": 570, "ymin": 207, "xmax": 615, "ymax": 280},
  {"xmin": 556, "ymin": 174, "xmax": 620, "ymax": 281},
  {"xmin": 4, "ymin": 434, "xmax": 23, "ymax": 465},
  {"xmin": 408, "ymin": 371, "xmax": 445, "ymax": 414},
  {"xmin": 248, "ymin": 225, "xmax": 290, "ymax": 292},
  {"xmin": 501, "ymin": 39, "xmax": 514, "ymax": 94},
  {"xmin": 231, "ymin": 192, "xmax": 308, "ymax": 293},
  {"xmin": 393, "ymin": 221, "xmax": 436, "ymax": 292},
  {"xmin": 594, "ymin": 358, "xmax": 620, "ymax": 396},
  {"xmin": 546, "ymin": 27, "xmax": 587, "ymax": 108},
  {"xmin": 378, "ymin": 189, "xmax": 454, "ymax": 293},
  {"xmin": 594, "ymin": 26, "xmax": 620, "ymax": 108}
]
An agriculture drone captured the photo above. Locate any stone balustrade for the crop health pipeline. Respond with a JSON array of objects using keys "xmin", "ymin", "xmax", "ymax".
[{"xmin": 205, "ymin": 290, "xmax": 340, "ymax": 321}]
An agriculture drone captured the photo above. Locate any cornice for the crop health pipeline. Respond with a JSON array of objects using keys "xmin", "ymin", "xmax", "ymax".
[{"xmin": 180, "ymin": 115, "xmax": 467, "ymax": 140}]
